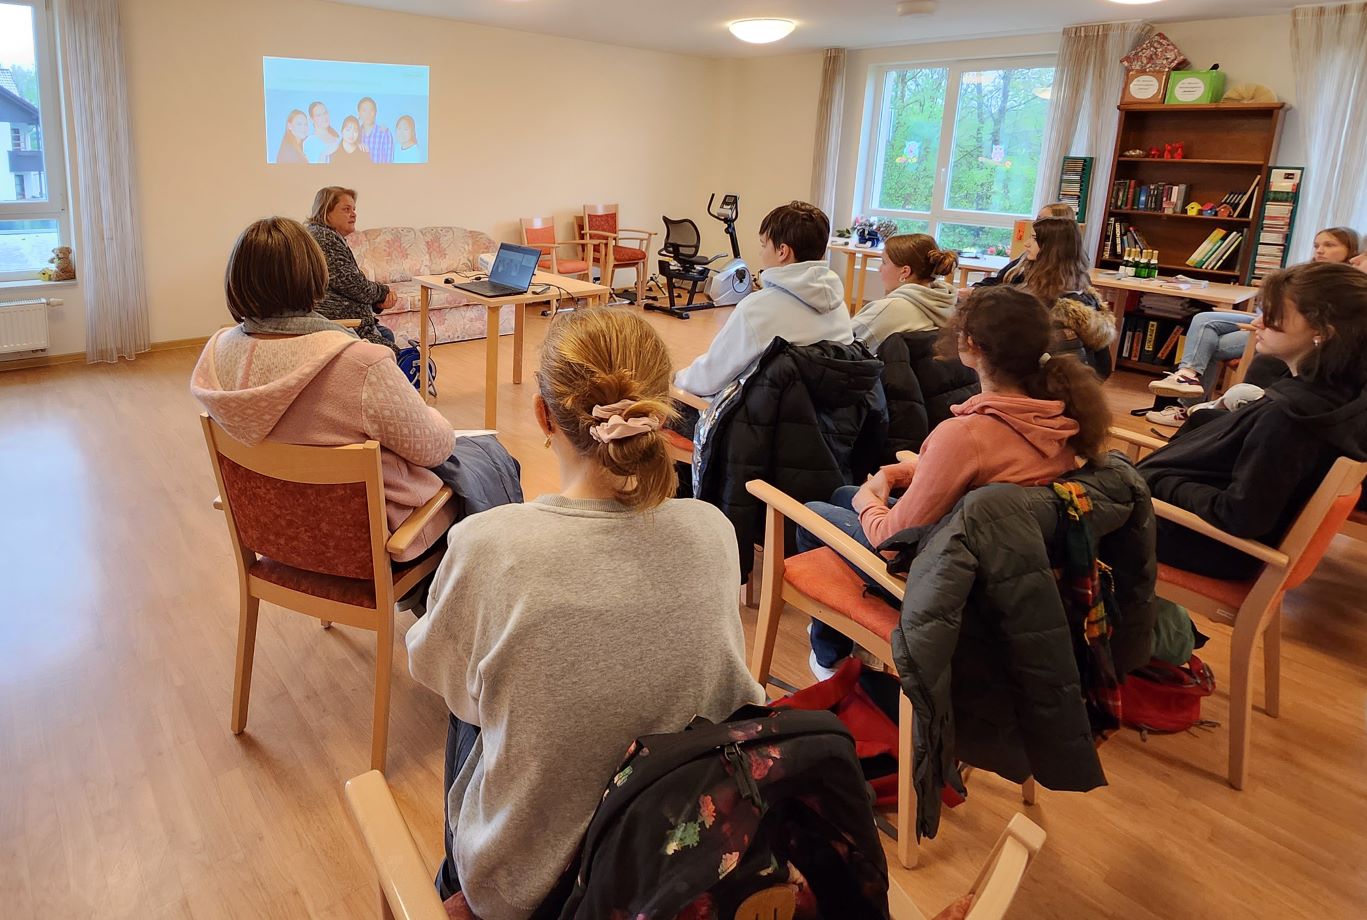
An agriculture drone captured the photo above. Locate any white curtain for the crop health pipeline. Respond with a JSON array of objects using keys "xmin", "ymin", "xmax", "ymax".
[
  {"xmin": 1033, "ymin": 22, "xmax": 1153, "ymax": 254},
  {"xmin": 809, "ymin": 49, "xmax": 846, "ymax": 217},
  {"xmin": 1291, "ymin": 3, "xmax": 1367, "ymax": 260},
  {"xmin": 60, "ymin": 0, "xmax": 150, "ymax": 363}
]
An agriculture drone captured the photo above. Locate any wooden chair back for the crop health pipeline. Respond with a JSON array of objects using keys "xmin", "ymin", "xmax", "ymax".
[
  {"xmin": 582, "ymin": 202, "xmax": 620, "ymax": 237},
  {"xmin": 202, "ymin": 416, "xmax": 390, "ymax": 585},
  {"xmin": 887, "ymin": 814, "xmax": 1045, "ymax": 920},
  {"xmin": 1274, "ymin": 458, "xmax": 1366, "ymax": 590},
  {"xmin": 519, "ymin": 216, "xmax": 557, "ymax": 250}
]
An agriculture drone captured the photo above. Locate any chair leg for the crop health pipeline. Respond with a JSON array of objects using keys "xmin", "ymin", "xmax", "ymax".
[
  {"xmin": 380, "ymin": 886, "xmax": 396, "ymax": 920},
  {"xmin": 321, "ymin": 620, "xmax": 332, "ymax": 629},
  {"xmin": 896, "ymin": 693, "xmax": 918, "ymax": 868},
  {"xmin": 231, "ymin": 594, "xmax": 260, "ymax": 734},
  {"xmin": 1263, "ymin": 603, "xmax": 1282, "ymax": 719},
  {"xmin": 1226, "ymin": 614, "xmax": 1259, "ymax": 790},
  {"xmin": 371, "ymin": 617, "xmax": 395, "ymax": 773},
  {"xmin": 1021, "ymin": 777, "xmax": 1037, "ymax": 806},
  {"xmin": 636, "ymin": 263, "xmax": 646, "ymax": 305}
]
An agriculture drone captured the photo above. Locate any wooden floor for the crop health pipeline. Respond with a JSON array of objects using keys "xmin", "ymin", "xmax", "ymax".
[{"xmin": 2, "ymin": 303, "xmax": 1366, "ymax": 919}]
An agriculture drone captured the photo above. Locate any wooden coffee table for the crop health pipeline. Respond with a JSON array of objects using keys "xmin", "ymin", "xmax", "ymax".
[{"xmin": 413, "ymin": 272, "xmax": 612, "ymax": 426}]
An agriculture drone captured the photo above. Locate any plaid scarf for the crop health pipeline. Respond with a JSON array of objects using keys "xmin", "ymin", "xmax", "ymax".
[{"xmin": 1051, "ymin": 481, "xmax": 1123, "ymax": 737}]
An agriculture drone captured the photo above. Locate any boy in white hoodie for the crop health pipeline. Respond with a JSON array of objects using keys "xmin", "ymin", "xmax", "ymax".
[{"xmin": 674, "ymin": 201, "xmax": 852, "ymax": 397}]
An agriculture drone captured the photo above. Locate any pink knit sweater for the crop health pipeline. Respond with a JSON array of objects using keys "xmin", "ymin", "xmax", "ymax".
[{"xmin": 192, "ymin": 328, "xmax": 457, "ymax": 561}]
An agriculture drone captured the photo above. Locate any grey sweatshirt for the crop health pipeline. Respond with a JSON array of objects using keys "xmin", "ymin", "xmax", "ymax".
[
  {"xmin": 405, "ymin": 495, "xmax": 765, "ymax": 920},
  {"xmin": 850, "ymin": 278, "xmax": 958, "ymax": 352}
]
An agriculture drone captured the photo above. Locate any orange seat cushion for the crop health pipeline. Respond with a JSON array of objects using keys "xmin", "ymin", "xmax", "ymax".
[
  {"xmin": 443, "ymin": 891, "xmax": 476, "ymax": 919},
  {"xmin": 612, "ymin": 246, "xmax": 647, "ymax": 263},
  {"xmin": 552, "ymin": 259, "xmax": 589, "ymax": 275},
  {"xmin": 1157, "ymin": 563, "xmax": 1254, "ymax": 610},
  {"xmin": 783, "ymin": 548, "xmax": 900, "ymax": 643},
  {"xmin": 662, "ymin": 429, "xmax": 694, "ymax": 453}
]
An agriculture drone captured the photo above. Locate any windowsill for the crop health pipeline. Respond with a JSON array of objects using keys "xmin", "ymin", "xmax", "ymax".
[{"xmin": 0, "ymin": 278, "xmax": 79, "ymax": 291}]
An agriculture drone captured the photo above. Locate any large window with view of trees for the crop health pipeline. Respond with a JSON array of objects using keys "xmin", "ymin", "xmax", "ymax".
[
  {"xmin": 863, "ymin": 58, "xmax": 1055, "ymax": 256},
  {"xmin": 0, "ymin": 0, "xmax": 66, "ymax": 281}
]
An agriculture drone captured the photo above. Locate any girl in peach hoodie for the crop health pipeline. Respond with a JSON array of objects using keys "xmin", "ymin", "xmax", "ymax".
[{"xmin": 803, "ymin": 285, "xmax": 1113, "ymax": 675}]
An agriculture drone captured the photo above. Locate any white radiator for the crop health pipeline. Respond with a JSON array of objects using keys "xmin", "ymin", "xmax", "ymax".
[{"xmin": 0, "ymin": 298, "xmax": 51, "ymax": 354}]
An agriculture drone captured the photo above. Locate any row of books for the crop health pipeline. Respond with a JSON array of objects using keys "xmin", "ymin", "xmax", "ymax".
[
  {"xmin": 1219, "ymin": 175, "xmax": 1262, "ymax": 218},
  {"xmin": 1103, "ymin": 218, "xmax": 1152, "ymax": 259},
  {"xmin": 1058, "ymin": 156, "xmax": 1092, "ymax": 217},
  {"xmin": 1119, "ymin": 314, "xmax": 1187, "ymax": 368},
  {"xmin": 1109, "ymin": 180, "xmax": 1189, "ymax": 213},
  {"xmin": 1251, "ymin": 168, "xmax": 1303, "ymax": 284},
  {"xmin": 1184, "ymin": 228, "xmax": 1244, "ymax": 270}
]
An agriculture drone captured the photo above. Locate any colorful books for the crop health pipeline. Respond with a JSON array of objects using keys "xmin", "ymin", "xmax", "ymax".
[
  {"xmin": 1057, "ymin": 156, "xmax": 1092, "ymax": 217},
  {"xmin": 1250, "ymin": 167, "xmax": 1303, "ymax": 284},
  {"xmin": 1186, "ymin": 229, "xmax": 1227, "ymax": 266}
]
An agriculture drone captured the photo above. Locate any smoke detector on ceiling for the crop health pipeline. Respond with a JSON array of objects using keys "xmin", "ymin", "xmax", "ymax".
[{"xmin": 897, "ymin": 1, "xmax": 937, "ymax": 14}]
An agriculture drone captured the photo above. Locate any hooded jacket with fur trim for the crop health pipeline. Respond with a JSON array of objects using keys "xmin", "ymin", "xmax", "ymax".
[{"xmin": 1050, "ymin": 287, "xmax": 1116, "ymax": 377}]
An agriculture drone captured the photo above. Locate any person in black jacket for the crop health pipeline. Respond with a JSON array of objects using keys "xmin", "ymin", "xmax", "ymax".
[
  {"xmin": 1138, "ymin": 261, "xmax": 1367, "ymax": 580},
  {"xmin": 972, "ymin": 201, "xmax": 1076, "ymax": 288}
]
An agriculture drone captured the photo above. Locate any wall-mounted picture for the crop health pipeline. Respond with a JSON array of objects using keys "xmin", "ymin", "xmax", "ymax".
[{"xmin": 263, "ymin": 56, "xmax": 429, "ymax": 165}]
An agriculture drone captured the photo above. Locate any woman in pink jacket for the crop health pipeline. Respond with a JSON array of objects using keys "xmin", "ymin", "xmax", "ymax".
[
  {"xmin": 192, "ymin": 217, "xmax": 457, "ymax": 563},
  {"xmin": 804, "ymin": 285, "xmax": 1113, "ymax": 676}
]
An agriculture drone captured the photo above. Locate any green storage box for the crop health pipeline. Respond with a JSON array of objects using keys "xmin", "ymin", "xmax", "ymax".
[{"xmin": 1165, "ymin": 70, "xmax": 1225, "ymax": 105}]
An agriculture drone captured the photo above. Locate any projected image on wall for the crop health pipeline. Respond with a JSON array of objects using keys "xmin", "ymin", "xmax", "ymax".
[{"xmin": 263, "ymin": 56, "xmax": 429, "ymax": 165}]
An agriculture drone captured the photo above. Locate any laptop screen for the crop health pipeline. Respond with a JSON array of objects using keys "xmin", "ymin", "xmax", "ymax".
[{"xmin": 489, "ymin": 242, "xmax": 541, "ymax": 289}]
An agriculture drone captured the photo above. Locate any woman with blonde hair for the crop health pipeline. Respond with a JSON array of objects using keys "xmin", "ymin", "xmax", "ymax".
[
  {"xmin": 305, "ymin": 185, "xmax": 398, "ymax": 352},
  {"xmin": 851, "ymin": 232, "xmax": 959, "ymax": 351},
  {"xmin": 407, "ymin": 307, "xmax": 764, "ymax": 917}
]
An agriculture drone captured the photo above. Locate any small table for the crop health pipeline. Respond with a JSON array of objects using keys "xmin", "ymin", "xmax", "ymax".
[
  {"xmin": 1088, "ymin": 269, "xmax": 1261, "ymax": 380},
  {"xmin": 828, "ymin": 240, "xmax": 882, "ymax": 314},
  {"xmin": 956, "ymin": 254, "xmax": 1010, "ymax": 287},
  {"xmin": 413, "ymin": 271, "xmax": 612, "ymax": 426}
]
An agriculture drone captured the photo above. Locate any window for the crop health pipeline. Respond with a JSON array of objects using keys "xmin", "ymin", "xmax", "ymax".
[
  {"xmin": 863, "ymin": 58, "xmax": 1054, "ymax": 257},
  {"xmin": 0, "ymin": 0, "xmax": 67, "ymax": 280}
]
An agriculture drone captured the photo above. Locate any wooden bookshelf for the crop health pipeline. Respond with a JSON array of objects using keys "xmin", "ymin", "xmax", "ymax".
[{"xmin": 1098, "ymin": 103, "xmax": 1285, "ymax": 284}]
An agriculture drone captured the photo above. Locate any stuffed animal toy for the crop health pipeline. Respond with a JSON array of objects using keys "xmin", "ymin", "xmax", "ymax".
[{"xmin": 40, "ymin": 247, "xmax": 76, "ymax": 282}]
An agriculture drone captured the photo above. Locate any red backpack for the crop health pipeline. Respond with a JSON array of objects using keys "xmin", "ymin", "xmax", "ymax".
[{"xmin": 1120, "ymin": 655, "xmax": 1218, "ymax": 737}]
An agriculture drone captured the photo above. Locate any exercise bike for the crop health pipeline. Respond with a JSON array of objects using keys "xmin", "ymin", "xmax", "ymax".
[{"xmin": 645, "ymin": 193, "xmax": 754, "ymax": 320}]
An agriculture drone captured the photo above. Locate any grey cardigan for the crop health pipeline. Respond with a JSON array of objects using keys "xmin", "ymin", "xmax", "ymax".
[
  {"xmin": 306, "ymin": 221, "xmax": 395, "ymax": 351},
  {"xmin": 887, "ymin": 456, "xmax": 1157, "ymax": 839}
]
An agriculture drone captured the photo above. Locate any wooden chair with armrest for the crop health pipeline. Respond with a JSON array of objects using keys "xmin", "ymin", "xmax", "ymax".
[
  {"xmin": 518, "ymin": 216, "xmax": 600, "ymax": 283},
  {"xmin": 1108, "ymin": 426, "xmax": 1367, "ymax": 788},
  {"xmin": 578, "ymin": 203, "xmax": 655, "ymax": 304},
  {"xmin": 745, "ymin": 470, "xmax": 1037, "ymax": 870},
  {"xmin": 344, "ymin": 769, "xmax": 1046, "ymax": 920},
  {"xmin": 202, "ymin": 415, "xmax": 452, "ymax": 772}
]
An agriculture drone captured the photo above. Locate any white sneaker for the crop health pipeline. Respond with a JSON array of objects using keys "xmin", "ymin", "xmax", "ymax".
[
  {"xmin": 808, "ymin": 650, "xmax": 839, "ymax": 682},
  {"xmin": 1146, "ymin": 404, "xmax": 1189, "ymax": 428},
  {"xmin": 1149, "ymin": 369, "xmax": 1204, "ymax": 398}
]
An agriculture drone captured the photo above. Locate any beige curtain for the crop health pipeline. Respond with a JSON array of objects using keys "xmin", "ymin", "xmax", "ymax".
[
  {"xmin": 809, "ymin": 49, "xmax": 846, "ymax": 217},
  {"xmin": 1291, "ymin": 3, "xmax": 1367, "ymax": 260},
  {"xmin": 61, "ymin": 0, "xmax": 150, "ymax": 363},
  {"xmin": 1033, "ymin": 22, "xmax": 1153, "ymax": 254}
]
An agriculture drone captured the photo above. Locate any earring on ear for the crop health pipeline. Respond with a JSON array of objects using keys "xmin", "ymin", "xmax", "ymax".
[
  {"xmin": 1314, "ymin": 336, "xmax": 1323, "ymax": 347},
  {"xmin": 544, "ymin": 435, "xmax": 552, "ymax": 448}
]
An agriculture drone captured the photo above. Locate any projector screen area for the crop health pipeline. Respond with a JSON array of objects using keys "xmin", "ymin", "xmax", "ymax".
[{"xmin": 264, "ymin": 56, "xmax": 429, "ymax": 165}]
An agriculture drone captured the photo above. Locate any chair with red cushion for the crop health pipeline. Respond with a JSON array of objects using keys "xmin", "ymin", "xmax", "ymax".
[
  {"xmin": 1341, "ymin": 507, "xmax": 1367, "ymax": 543},
  {"xmin": 518, "ymin": 215, "xmax": 599, "ymax": 283},
  {"xmin": 344, "ymin": 767, "xmax": 1045, "ymax": 920},
  {"xmin": 745, "ymin": 476, "xmax": 1037, "ymax": 870},
  {"xmin": 201, "ymin": 415, "xmax": 451, "ymax": 772},
  {"xmin": 1110, "ymin": 427, "xmax": 1367, "ymax": 788},
  {"xmin": 578, "ymin": 203, "xmax": 655, "ymax": 304}
]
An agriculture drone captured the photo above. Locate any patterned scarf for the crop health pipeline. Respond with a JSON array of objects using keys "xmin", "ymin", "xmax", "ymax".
[
  {"xmin": 1051, "ymin": 481, "xmax": 1123, "ymax": 736},
  {"xmin": 240, "ymin": 311, "xmax": 358, "ymax": 338}
]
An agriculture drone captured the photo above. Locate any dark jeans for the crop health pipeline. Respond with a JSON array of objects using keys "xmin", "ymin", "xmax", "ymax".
[
  {"xmin": 436, "ymin": 714, "xmax": 481, "ymax": 900},
  {"xmin": 797, "ymin": 485, "xmax": 896, "ymax": 668}
]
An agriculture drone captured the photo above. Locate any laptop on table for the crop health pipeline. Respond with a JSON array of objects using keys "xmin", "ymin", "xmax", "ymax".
[{"xmin": 450, "ymin": 242, "xmax": 542, "ymax": 297}]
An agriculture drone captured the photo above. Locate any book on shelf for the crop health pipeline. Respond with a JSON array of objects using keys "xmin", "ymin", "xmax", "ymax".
[
  {"xmin": 1058, "ymin": 156, "xmax": 1092, "ymax": 216},
  {"xmin": 1250, "ymin": 167, "xmax": 1303, "ymax": 284},
  {"xmin": 1186, "ymin": 229, "xmax": 1227, "ymax": 266},
  {"xmin": 1155, "ymin": 325, "xmax": 1183, "ymax": 362},
  {"xmin": 1233, "ymin": 175, "xmax": 1261, "ymax": 218},
  {"xmin": 1204, "ymin": 231, "xmax": 1243, "ymax": 270}
]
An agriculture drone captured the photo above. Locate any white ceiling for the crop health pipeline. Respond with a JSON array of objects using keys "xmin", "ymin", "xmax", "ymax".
[{"xmin": 331, "ymin": 0, "xmax": 1296, "ymax": 57}]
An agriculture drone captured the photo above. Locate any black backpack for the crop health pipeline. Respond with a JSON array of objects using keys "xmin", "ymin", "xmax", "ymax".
[{"xmin": 538, "ymin": 705, "xmax": 890, "ymax": 920}]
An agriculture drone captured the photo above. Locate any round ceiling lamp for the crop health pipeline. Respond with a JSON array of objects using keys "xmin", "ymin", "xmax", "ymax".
[{"xmin": 728, "ymin": 18, "xmax": 797, "ymax": 44}]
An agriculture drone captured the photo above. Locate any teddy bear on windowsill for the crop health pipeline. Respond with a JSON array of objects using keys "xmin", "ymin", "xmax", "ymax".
[{"xmin": 38, "ymin": 246, "xmax": 75, "ymax": 282}]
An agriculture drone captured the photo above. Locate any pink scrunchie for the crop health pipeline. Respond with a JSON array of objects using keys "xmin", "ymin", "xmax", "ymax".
[{"xmin": 589, "ymin": 399, "xmax": 662, "ymax": 443}]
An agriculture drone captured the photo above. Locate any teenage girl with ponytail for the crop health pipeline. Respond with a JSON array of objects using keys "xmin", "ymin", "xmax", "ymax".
[
  {"xmin": 407, "ymin": 307, "xmax": 764, "ymax": 916},
  {"xmin": 851, "ymin": 233, "xmax": 960, "ymax": 351},
  {"xmin": 804, "ymin": 286, "xmax": 1112, "ymax": 673}
]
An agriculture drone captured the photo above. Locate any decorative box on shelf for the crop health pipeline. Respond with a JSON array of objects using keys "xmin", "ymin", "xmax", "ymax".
[
  {"xmin": 1122, "ymin": 70, "xmax": 1169, "ymax": 105},
  {"xmin": 1165, "ymin": 69, "xmax": 1226, "ymax": 105}
]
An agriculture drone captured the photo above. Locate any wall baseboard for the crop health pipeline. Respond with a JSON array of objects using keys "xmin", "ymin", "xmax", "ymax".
[{"xmin": 0, "ymin": 336, "xmax": 208, "ymax": 373}]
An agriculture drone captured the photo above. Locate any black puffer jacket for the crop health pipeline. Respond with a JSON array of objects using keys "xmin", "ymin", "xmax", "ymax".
[
  {"xmin": 693, "ymin": 338, "xmax": 888, "ymax": 578},
  {"xmin": 875, "ymin": 331, "xmax": 980, "ymax": 462},
  {"xmin": 886, "ymin": 457, "xmax": 1156, "ymax": 839}
]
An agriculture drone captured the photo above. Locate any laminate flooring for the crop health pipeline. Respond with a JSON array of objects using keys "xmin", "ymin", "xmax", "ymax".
[{"xmin": 1, "ymin": 303, "xmax": 1365, "ymax": 918}]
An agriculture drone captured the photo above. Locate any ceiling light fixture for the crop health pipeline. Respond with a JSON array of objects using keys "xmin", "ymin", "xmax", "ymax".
[
  {"xmin": 897, "ymin": 1, "xmax": 937, "ymax": 14},
  {"xmin": 728, "ymin": 18, "xmax": 796, "ymax": 44}
]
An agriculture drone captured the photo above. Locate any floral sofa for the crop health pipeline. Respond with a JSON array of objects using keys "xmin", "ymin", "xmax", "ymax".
[{"xmin": 345, "ymin": 226, "xmax": 515, "ymax": 344}]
